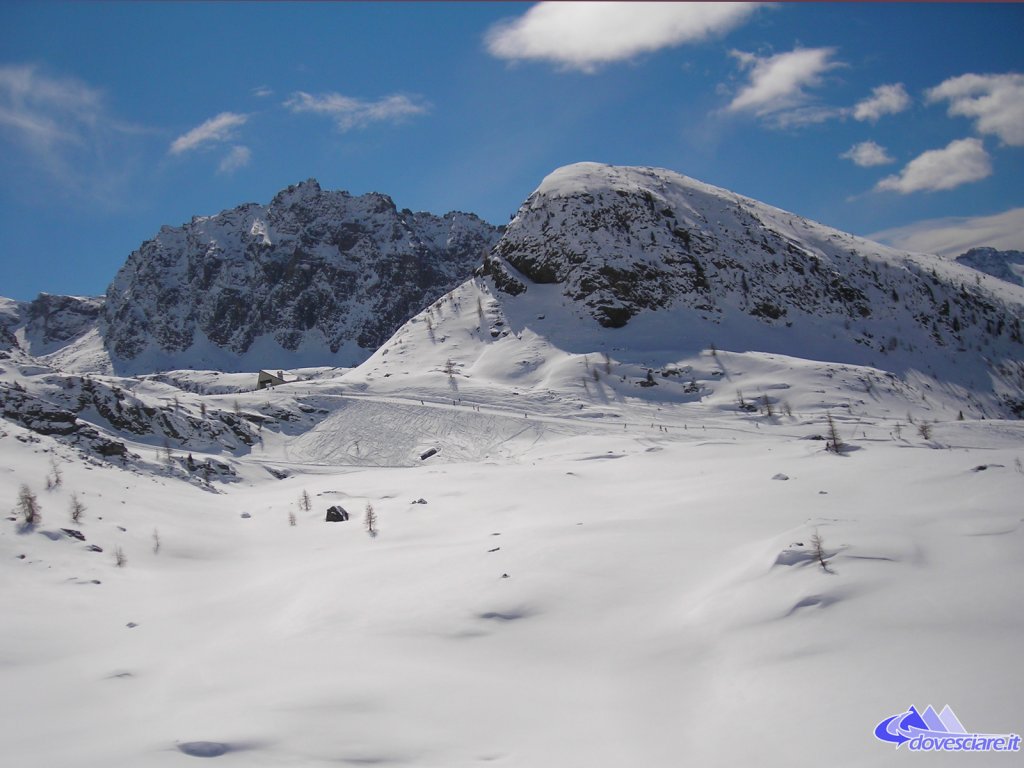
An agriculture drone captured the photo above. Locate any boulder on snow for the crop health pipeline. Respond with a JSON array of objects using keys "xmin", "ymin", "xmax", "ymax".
[{"xmin": 325, "ymin": 505, "xmax": 350, "ymax": 522}]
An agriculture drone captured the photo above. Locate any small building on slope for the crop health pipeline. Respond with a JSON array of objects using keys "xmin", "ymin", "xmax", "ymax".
[{"xmin": 256, "ymin": 369, "xmax": 299, "ymax": 390}]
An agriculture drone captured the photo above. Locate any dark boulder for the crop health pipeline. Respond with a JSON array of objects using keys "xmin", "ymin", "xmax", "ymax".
[{"xmin": 325, "ymin": 505, "xmax": 350, "ymax": 522}]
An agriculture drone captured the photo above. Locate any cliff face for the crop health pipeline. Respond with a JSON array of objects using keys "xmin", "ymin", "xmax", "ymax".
[{"xmin": 102, "ymin": 179, "xmax": 501, "ymax": 372}]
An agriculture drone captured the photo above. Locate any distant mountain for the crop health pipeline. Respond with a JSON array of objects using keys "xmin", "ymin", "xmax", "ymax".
[
  {"xmin": 25, "ymin": 294, "xmax": 104, "ymax": 355},
  {"xmin": 955, "ymin": 247, "xmax": 1024, "ymax": 287},
  {"xmin": 0, "ymin": 294, "xmax": 103, "ymax": 357},
  {"xmin": 99, "ymin": 179, "xmax": 502, "ymax": 373},
  {"xmin": 469, "ymin": 163, "xmax": 1024, "ymax": 415}
]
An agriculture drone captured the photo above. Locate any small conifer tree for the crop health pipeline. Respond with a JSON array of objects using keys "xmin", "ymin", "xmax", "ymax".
[
  {"xmin": 17, "ymin": 485, "xmax": 41, "ymax": 526},
  {"xmin": 46, "ymin": 457, "xmax": 63, "ymax": 490},
  {"xmin": 811, "ymin": 530, "xmax": 833, "ymax": 574},
  {"xmin": 365, "ymin": 502, "xmax": 378, "ymax": 537},
  {"xmin": 69, "ymin": 493, "xmax": 86, "ymax": 524},
  {"xmin": 825, "ymin": 413, "xmax": 844, "ymax": 454}
]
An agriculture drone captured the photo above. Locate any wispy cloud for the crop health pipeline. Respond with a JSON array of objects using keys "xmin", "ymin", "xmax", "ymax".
[
  {"xmin": 252, "ymin": 86, "xmax": 274, "ymax": 98},
  {"xmin": 0, "ymin": 64, "xmax": 103, "ymax": 149},
  {"xmin": 841, "ymin": 140, "xmax": 894, "ymax": 167},
  {"xmin": 726, "ymin": 47, "xmax": 842, "ymax": 125},
  {"xmin": 169, "ymin": 112, "xmax": 248, "ymax": 155},
  {"xmin": 0, "ymin": 64, "xmax": 142, "ymax": 204},
  {"xmin": 927, "ymin": 72, "xmax": 1024, "ymax": 146},
  {"xmin": 876, "ymin": 137, "xmax": 991, "ymax": 194},
  {"xmin": 870, "ymin": 207, "xmax": 1024, "ymax": 257},
  {"xmin": 284, "ymin": 91, "xmax": 429, "ymax": 131},
  {"xmin": 853, "ymin": 83, "xmax": 910, "ymax": 122},
  {"xmin": 485, "ymin": 2, "xmax": 761, "ymax": 73},
  {"xmin": 218, "ymin": 145, "xmax": 251, "ymax": 175}
]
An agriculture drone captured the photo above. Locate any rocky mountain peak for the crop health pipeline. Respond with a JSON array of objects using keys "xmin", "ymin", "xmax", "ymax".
[
  {"xmin": 271, "ymin": 177, "xmax": 323, "ymax": 206},
  {"xmin": 100, "ymin": 181, "xmax": 501, "ymax": 373}
]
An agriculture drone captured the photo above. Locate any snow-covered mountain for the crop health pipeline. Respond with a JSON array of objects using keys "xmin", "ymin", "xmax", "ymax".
[
  {"xmin": 955, "ymin": 246, "xmax": 1024, "ymax": 287},
  {"xmin": 99, "ymin": 179, "xmax": 501, "ymax": 373},
  {"xmin": 0, "ymin": 294, "xmax": 103, "ymax": 356},
  {"xmin": 474, "ymin": 163, "xmax": 1024, "ymax": 416}
]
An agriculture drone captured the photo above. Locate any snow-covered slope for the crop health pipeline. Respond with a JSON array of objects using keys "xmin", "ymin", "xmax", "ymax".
[{"xmin": 98, "ymin": 179, "xmax": 501, "ymax": 374}]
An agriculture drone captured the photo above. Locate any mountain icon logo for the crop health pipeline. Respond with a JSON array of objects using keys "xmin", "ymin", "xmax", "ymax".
[{"xmin": 874, "ymin": 705, "xmax": 1020, "ymax": 752}]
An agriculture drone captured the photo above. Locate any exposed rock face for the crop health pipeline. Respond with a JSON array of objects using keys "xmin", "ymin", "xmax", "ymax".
[
  {"xmin": 0, "ymin": 383, "xmax": 128, "ymax": 457},
  {"xmin": 487, "ymin": 163, "xmax": 889, "ymax": 328},
  {"xmin": 0, "ymin": 323, "xmax": 16, "ymax": 354},
  {"xmin": 0, "ymin": 298, "xmax": 23, "ymax": 353},
  {"xmin": 102, "ymin": 179, "xmax": 501, "ymax": 372},
  {"xmin": 955, "ymin": 247, "xmax": 1024, "ymax": 287}
]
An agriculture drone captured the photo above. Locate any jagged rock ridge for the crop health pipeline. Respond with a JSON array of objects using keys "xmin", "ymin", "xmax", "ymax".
[{"xmin": 102, "ymin": 179, "xmax": 501, "ymax": 372}]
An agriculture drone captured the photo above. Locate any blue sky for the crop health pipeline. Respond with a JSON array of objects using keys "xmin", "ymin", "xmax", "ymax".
[{"xmin": 2, "ymin": 2, "xmax": 1023, "ymax": 301}]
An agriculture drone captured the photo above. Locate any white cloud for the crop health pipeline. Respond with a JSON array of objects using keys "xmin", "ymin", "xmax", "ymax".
[
  {"xmin": 869, "ymin": 207, "xmax": 1024, "ymax": 258},
  {"xmin": 0, "ymin": 64, "xmax": 141, "ymax": 203},
  {"xmin": 218, "ymin": 145, "xmax": 251, "ymax": 175},
  {"xmin": 0, "ymin": 64, "xmax": 105, "ymax": 149},
  {"xmin": 853, "ymin": 83, "xmax": 910, "ymax": 122},
  {"xmin": 927, "ymin": 72, "xmax": 1024, "ymax": 146},
  {"xmin": 726, "ymin": 47, "xmax": 841, "ymax": 121},
  {"xmin": 841, "ymin": 140, "xmax": 894, "ymax": 167},
  {"xmin": 875, "ymin": 138, "xmax": 991, "ymax": 194},
  {"xmin": 284, "ymin": 91, "xmax": 429, "ymax": 131},
  {"xmin": 485, "ymin": 2, "xmax": 761, "ymax": 72},
  {"xmin": 252, "ymin": 86, "xmax": 274, "ymax": 98},
  {"xmin": 169, "ymin": 112, "xmax": 248, "ymax": 155},
  {"xmin": 769, "ymin": 105, "xmax": 845, "ymax": 129}
]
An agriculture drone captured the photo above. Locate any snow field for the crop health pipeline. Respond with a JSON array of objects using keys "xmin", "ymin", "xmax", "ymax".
[{"xmin": 2, "ymin": 404, "xmax": 1023, "ymax": 766}]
